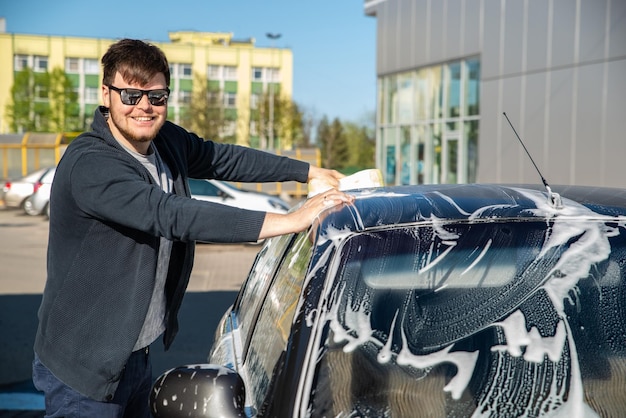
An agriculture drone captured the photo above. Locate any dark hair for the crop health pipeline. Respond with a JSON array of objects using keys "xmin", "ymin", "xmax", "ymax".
[{"xmin": 101, "ymin": 39, "xmax": 170, "ymax": 87}]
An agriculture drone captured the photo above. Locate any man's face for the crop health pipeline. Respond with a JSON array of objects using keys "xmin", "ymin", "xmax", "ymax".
[{"xmin": 102, "ymin": 72, "xmax": 168, "ymax": 152}]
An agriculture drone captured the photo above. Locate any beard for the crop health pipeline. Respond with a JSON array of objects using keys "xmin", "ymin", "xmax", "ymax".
[
  {"xmin": 108, "ymin": 110, "xmax": 165, "ymax": 144},
  {"xmin": 117, "ymin": 126, "xmax": 156, "ymax": 143}
]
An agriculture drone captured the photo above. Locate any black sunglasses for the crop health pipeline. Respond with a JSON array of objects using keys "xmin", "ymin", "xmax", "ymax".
[{"xmin": 107, "ymin": 85, "xmax": 170, "ymax": 106}]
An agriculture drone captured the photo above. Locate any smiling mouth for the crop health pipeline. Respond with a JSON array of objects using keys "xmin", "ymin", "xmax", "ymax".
[{"xmin": 133, "ymin": 116, "xmax": 156, "ymax": 122}]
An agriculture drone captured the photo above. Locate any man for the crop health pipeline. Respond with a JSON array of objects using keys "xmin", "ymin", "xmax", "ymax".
[{"xmin": 32, "ymin": 38, "xmax": 353, "ymax": 417}]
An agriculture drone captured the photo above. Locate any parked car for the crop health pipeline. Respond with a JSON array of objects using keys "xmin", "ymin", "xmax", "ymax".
[
  {"xmin": 23, "ymin": 167, "xmax": 56, "ymax": 217},
  {"xmin": 188, "ymin": 178, "xmax": 291, "ymax": 214},
  {"xmin": 155, "ymin": 183, "xmax": 626, "ymax": 417},
  {"xmin": 189, "ymin": 178, "xmax": 292, "ymax": 245},
  {"xmin": 1, "ymin": 167, "xmax": 55, "ymax": 210}
]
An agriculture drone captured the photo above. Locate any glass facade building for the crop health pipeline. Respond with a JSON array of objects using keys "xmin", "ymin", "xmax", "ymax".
[{"xmin": 366, "ymin": 0, "xmax": 626, "ymax": 188}]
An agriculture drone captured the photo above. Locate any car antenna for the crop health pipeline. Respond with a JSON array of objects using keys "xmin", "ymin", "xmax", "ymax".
[{"xmin": 502, "ymin": 112, "xmax": 562, "ymax": 209}]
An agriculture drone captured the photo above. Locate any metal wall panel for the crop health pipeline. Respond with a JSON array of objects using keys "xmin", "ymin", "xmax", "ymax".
[
  {"xmin": 545, "ymin": 67, "xmax": 574, "ymax": 186},
  {"xmin": 575, "ymin": 64, "xmax": 605, "ymax": 185},
  {"xmin": 464, "ymin": 0, "xmax": 483, "ymax": 56},
  {"xmin": 502, "ymin": 0, "xmax": 524, "ymax": 76},
  {"xmin": 413, "ymin": 0, "xmax": 430, "ymax": 65},
  {"xmin": 522, "ymin": 71, "xmax": 549, "ymax": 173},
  {"xmin": 481, "ymin": 0, "xmax": 502, "ymax": 79},
  {"xmin": 499, "ymin": 77, "xmax": 524, "ymax": 184},
  {"xmin": 476, "ymin": 79, "xmax": 499, "ymax": 182},
  {"xmin": 378, "ymin": 0, "xmax": 397, "ymax": 75},
  {"xmin": 397, "ymin": 0, "xmax": 415, "ymax": 70},
  {"xmin": 525, "ymin": 1, "xmax": 550, "ymax": 74},
  {"xmin": 608, "ymin": 0, "xmax": 626, "ymax": 57},
  {"xmin": 579, "ymin": 0, "xmax": 608, "ymax": 63},
  {"xmin": 551, "ymin": 0, "xmax": 577, "ymax": 69},
  {"xmin": 445, "ymin": 0, "xmax": 463, "ymax": 59},
  {"xmin": 429, "ymin": 0, "xmax": 446, "ymax": 64},
  {"xmin": 605, "ymin": 59, "xmax": 626, "ymax": 184}
]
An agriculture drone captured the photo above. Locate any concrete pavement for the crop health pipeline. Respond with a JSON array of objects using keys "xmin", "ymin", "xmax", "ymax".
[{"xmin": 0, "ymin": 206, "xmax": 261, "ymax": 411}]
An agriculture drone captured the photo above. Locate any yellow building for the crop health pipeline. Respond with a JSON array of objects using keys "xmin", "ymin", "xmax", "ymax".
[{"xmin": 0, "ymin": 29, "xmax": 293, "ymax": 147}]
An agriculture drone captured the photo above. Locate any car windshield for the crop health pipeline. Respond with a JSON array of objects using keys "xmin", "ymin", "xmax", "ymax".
[{"xmin": 309, "ymin": 218, "xmax": 626, "ymax": 417}]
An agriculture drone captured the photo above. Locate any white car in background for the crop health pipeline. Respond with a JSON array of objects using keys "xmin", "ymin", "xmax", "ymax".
[
  {"xmin": 2, "ymin": 167, "xmax": 55, "ymax": 210},
  {"xmin": 21, "ymin": 175, "xmax": 291, "ymax": 222},
  {"xmin": 24, "ymin": 167, "xmax": 56, "ymax": 218},
  {"xmin": 188, "ymin": 178, "xmax": 291, "ymax": 214}
]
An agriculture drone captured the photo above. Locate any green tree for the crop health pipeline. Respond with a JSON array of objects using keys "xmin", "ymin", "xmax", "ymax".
[
  {"xmin": 6, "ymin": 68, "xmax": 42, "ymax": 132},
  {"xmin": 48, "ymin": 68, "xmax": 81, "ymax": 132},
  {"xmin": 316, "ymin": 116, "xmax": 330, "ymax": 161},
  {"xmin": 6, "ymin": 67, "xmax": 79, "ymax": 133},
  {"xmin": 317, "ymin": 116, "xmax": 349, "ymax": 170},
  {"xmin": 343, "ymin": 121, "xmax": 375, "ymax": 174},
  {"xmin": 276, "ymin": 98, "xmax": 305, "ymax": 150},
  {"xmin": 179, "ymin": 73, "xmax": 230, "ymax": 143},
  {"xmin": 254, "ymin": 90, "xmax": 304, "ymax": 150},
  {"xmin": 298, "ymin": 104, "xmax": 319, "ymax": 148}
]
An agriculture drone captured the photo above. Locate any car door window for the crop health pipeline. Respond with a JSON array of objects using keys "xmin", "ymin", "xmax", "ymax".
[
  {"xmin": 244, "ymin": 232, "xmax": 313, "ymax": 409},
  {"xmin": 188, "ymin": 179, "xmax": 220, "ymax": 197},
  {"xmin": 236, "ymin": 233, "xmax": 295, "ymax": 350}
]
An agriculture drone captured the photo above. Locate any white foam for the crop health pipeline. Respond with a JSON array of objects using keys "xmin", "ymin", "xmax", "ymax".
[{"xmin": 313, "ymin": 187, "xmax": 625, "ymax": 416}]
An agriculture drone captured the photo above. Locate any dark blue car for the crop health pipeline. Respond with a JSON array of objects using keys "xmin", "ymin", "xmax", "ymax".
[{"xmin": 152, "ymin": 184, "xmax": 626, "ymax": 417}]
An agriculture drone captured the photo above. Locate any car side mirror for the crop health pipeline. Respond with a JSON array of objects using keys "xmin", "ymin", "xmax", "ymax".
[
  {"xmin": 218, "ymin": 190, "xmax": 233, "ymax": 200},
  {"xmin": 150, "ymin": 364, "xmax": 246, "ymax": 418}
]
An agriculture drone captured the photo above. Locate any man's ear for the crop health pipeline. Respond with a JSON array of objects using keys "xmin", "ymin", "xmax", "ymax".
[{"xmin": 102, "ymin": 85, "xmax": 110, "ymax": 107}]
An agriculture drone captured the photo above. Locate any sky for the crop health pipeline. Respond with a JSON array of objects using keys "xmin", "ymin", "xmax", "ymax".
[{"xmin": 0, "ymin": 0, "xmax": 377, "ymax": 123}]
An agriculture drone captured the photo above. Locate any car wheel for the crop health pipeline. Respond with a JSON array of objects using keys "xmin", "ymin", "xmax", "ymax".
[
  {"xmin": 23, "ymin": 196, "xmax": 39, "ymax": 216},
  {"xmin": 44, "ymin": 203, "xmax": 50, "ymax": 220}
]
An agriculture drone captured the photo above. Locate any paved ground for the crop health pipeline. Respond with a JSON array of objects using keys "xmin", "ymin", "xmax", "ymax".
[{"xmin": 0, "ymin": 205, "xmax": 261, "ymax": 414}]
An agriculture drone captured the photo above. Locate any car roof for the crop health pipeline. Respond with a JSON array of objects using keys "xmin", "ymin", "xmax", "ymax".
[
  {"xmin": 17, "ymin": 166, "xmax": 53, "ymax": 182},
  {"xmin": 315, "ymin": 184, "xmax": 626, "ymax": 240}
]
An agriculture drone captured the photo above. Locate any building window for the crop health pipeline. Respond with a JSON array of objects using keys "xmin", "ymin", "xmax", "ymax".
[
  {"xmin": 208, "ymin": 65, "xmax": 238, "ymax": 81},
  {"xmin": 252, "ymin": 67, "xmax": 279, "ymax": 82},
  {"xmin": 178, "ymin": 90, "xmax": 192, "ymax": 104},
  {"xmin": 250, "ymin": 93, "xmax": 260, "ymax": 109},
  {"xmin": 224, "ymin": 92, "xmax": 237, "ymax": 108},
  {"xmin": 14, "ymin": 55, "xmax": 29, "ymax": 71},
  {"xmin": 181, "ymin": 64, "xmax": 192, "ymax": 78},
  {"xmin": 252, "ymin": 67, "xmax": 263, "ymax": 81},
  {"xmin": 465, "ymin": 60, "xmax": 480, "ymax": 116},
  {"xmin": 224, "ymin": 66, "xmax": 238, "ymax": 80},
  {"xmin": 446, "ymin": 63, "xmax": 462, "ymax": 118},
  {"xmin": 171, "ymin": 63, "xmax": 193, "ymax": 79},
  {"xmin": 84, "ymin": 87, "xmax": 99, "ymax": 104},
  {"xmin": 66, "ymin": 58, "xmax": 99, "ymax": 75},
  {"xmin": 34, "ymin": 85, "xmax": 48, "ymax": 101},
  {"xmin": 66, "ymin": 58, "xmax": 80, "ymax": 73},
  {"xmin": 34, "ymin": 56, "xmax": 48, "ymax": 72},
  {"xmin": 84, "ymin": 59, "xmax": 99, "ymax": 74},
  {"xmin": 378, "ymin": 58, "xmax": 480, "ymax": 186},
  {"xmin": 208, "ymin": 65, "xmax": 220, "ymax": 79},
  {"xmin": 267, "ymin": 68, "xmax": 280, "ymax": 82}
]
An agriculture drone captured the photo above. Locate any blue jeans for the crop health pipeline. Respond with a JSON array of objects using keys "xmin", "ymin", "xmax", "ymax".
[{"xmin": 32, "ymin": 348, "xmax": 152, "ymax": 418}]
